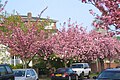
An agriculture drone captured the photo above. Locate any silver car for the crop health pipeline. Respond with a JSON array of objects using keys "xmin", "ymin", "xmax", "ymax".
[{"xmin": 13, "ymin": 69, "xmax": 38, "ymax": 80}]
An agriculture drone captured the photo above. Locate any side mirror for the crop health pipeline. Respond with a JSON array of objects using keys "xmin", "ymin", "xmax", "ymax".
[
  {"xmin": 93, "ymin": 76, "xmax": 97, "ymax": 79},
  {"xmin": 26, "ymin": 75, "xmax": 31, "ymax": 77},
  {"xmin": 84, "ymin": 67, "xmax": 87, "ymax": 69}
]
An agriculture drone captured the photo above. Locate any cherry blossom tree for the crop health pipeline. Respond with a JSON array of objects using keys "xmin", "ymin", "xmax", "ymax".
[
  {"xmin": 48, "ymin": 20, "xmax": 120, "ymax": 69},
  {"xmin": 0, "ymin": 5, "xmax": 55, "ymax": 68},
  {"xmin": 88, "ymin": 30, "xmax": 120, "ymax": 70},
  {"xmin": 0, "ymin": 16, "xmax": 53, "ymax": 68},
  {"xmin": 0, "ymin": 26, "xmax": 39, "ymax": 68},
  {"xmin": 47, "ymin": 22, "xmax": 86, "ymax": 67},
  {"xmin": 81, "ymin": 0, "xmax": 120, "ymax": 35},
  {"xmin": 80, "ymin": 0, "xmax": 120, "ymax": 70}
]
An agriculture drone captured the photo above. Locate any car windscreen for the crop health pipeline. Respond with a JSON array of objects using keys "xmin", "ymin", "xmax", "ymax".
[
  {"xmin": 13, "ymin": 70, "xmax": 25, "ymax": 77},
  {"xmin": 98, "ymin": 70, "xmax": 120, "ymax": 79},
  {"xmin": 71, "ymin": 64, "xmax": 83, "ymax": 68}
]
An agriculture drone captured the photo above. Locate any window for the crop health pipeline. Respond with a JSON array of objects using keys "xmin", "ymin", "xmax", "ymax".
[
  {"xmin": 98, "ymin": 71, "xmax": 120, "ymax": 79},
  {"xmin": 78, "ymin": 64, "xmax": 83, "ymax": 68},
  {"xmin": 56, "ymin": 68, "xmax": 66, "ymax": 73},
  {"xmin": 26, "ymin": 70, "xmax": 31, "ymax": 76},
  {"xmin": 84, "ymin": 64, "xmax": 89, "ymax": 68},
  {"xmin": 66, "ymin": 69, "xmax": 73, "ymax": 73},
  {"xmin": 71, "ymin": 64, "xmax": 83, "ymax": 68},
  {"xmin": 14, "ymin": 70, "xmax": 25, "ymax": 77},
  {"xmin": 5, "ymin": 66, "xmax": 13, "ymax": 74},
  {"xmin": 30, "ymin": 70, "xmax": 35, "ymax": 76},
  {"xmin": 0, "ymin": 66, "xmax": 7, "ymax": 76}
]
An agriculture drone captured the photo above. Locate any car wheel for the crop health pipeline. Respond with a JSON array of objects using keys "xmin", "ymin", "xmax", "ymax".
[
  {"xmin": 86, "ymin": 72, "xmax": 90, "ymax": 79},
  {"xmin": 71, "ymin": 75, "xmax": 78, "ymax": 80},
  {"xmin": 80, "ymin": 72, "xmax": 84, "ymax": 79}
]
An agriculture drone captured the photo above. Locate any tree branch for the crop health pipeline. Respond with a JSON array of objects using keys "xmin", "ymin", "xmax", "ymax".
[{"xmin": 38, "ymin": 6, "xmax": 48, "ymax": 19}]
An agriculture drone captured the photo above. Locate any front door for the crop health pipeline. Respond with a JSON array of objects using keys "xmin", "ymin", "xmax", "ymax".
[{"xmin": 26, "ymin": 70, "xmax": 33, "ymax": 80}]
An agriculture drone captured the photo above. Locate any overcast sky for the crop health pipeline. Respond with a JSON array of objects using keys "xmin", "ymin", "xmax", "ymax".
[{"xmin": 3, "ymin": 0, "xmax": 101, "ymax": 31}]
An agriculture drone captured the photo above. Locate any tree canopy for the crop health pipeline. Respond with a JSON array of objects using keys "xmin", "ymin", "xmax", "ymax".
[
  {"xmin": 48, "ymin": 21, "xmax": 120, "ymax": 63},
  {"xmin": 81, "ymin": 0, "xmax": 120, "ymax": 35}
]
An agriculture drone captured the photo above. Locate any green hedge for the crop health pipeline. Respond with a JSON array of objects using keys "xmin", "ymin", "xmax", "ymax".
[{"xmin": 9, "ymin": 64, "xmax": 23, "ymax": 69}]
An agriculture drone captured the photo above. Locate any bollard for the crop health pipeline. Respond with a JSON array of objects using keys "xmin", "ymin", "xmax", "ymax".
[{"xmin": 69, "ymin": 76, "xmax": 71, "ymax": 80}]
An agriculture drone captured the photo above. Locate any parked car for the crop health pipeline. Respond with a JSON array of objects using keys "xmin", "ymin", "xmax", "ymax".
[
  {"xmin": 0, "ymin": 64, "xmax": 14, "ymax": 80},
  {"xmin": 51, "ymin": 68, "xmax": 78, "ymax": 80},
  {"xmin": 70, "ymin": 63, "xmax": 91, "ymax": 78},
  {"xmin": 13, "ymin": 69, "xmax": 38, "ymax": 80},
  {"xmin": 93, "ymin": 68, "xmax": 120, "ymax": 80}
]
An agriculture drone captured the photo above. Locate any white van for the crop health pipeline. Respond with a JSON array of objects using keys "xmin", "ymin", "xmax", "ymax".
[{"xmin": 70, "ymin": 63, "xmax": 91, "ymax": 78}]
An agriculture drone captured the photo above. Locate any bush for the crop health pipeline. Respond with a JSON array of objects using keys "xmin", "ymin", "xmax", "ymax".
[{"xmin": 9, "ymin": 64, "xmax": 23, "ymax": 69}]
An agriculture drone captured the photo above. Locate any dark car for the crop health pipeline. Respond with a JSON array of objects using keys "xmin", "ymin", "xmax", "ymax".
[
  {"xmin": 51, "ymin": 68, "xmax": 78, "ymax": 80},
  {"xmin": 0, "ymin": 64, "xmax": 14, "ymax": 80},
  {"xmin": 93, "ymin": 68, "xmax": 120, "ymax": 80}
]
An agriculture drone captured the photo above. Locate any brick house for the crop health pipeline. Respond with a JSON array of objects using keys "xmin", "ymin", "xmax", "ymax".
[
  {"xmin": 90, "ymin": 59, "xmax": 119, "ymax": 73},
  {"xmin": 21, "ymin": 12, "xmax": 57, "ymax": 30}
]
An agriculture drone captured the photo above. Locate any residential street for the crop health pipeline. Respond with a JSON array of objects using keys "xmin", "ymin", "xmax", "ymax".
[{"xmin": 0, "ymin": 0, "xmax": 119, "ymax": 80}]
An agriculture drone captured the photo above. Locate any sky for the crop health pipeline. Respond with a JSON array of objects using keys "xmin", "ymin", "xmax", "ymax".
[{"xmin": 3, "ymin": 0, "xmax": 101, "ymax": 31}]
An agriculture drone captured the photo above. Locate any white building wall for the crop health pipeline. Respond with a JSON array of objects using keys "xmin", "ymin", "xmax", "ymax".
[
  {"xmin": 0, "ymin": 44, "xmax": 10, "ymax": 64},
  {"xmin": 45, "ymin": 23, "xmax": 55, "ymax": 29}
]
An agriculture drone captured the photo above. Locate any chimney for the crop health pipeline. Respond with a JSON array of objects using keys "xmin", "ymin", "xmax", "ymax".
[{"xmin": 27, "ymin": 12, "xmax": 32, "ymax": 19}]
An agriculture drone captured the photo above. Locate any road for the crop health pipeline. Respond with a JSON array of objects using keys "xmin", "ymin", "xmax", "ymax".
[{"xmin": 39, "ymin": 78, "xmax": 94, "ymax": 80}]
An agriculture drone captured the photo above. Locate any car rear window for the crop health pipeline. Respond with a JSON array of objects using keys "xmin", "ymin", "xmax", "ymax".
[
  {"xmin": 56, "ymin": 68, "xmax": 73, "ymax": 73},
  {"xmin": 56, "ymin": 68, "xmax": 66, "ymax": 73}
]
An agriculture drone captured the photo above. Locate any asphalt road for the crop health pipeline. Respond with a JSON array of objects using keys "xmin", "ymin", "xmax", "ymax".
[{"xmin": 39, "ymin": 78, "xmax": 94, "ymax": 80}]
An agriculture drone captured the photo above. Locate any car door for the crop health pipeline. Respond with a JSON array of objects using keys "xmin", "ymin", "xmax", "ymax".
[
  {"xmin": 30, "ymin": 69, "xmax": 37, "ymax": 80},
  {"xmin": 26, "ymin": 70, "xmax": 33, "ymax": 80},
  {"xmin": 84, "ymin": 64, "xmax": 90, "ymax": 76},
  {"xmin": 0, "ymin": 66, "xmax": 7, "ymax": 80}
]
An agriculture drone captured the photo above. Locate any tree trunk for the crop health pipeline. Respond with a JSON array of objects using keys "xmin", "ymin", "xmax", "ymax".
[
  {"xmin": 23, "ymin": 58, "xmax": 27, "ymax": 69},
  {"xmin": 64, "ymin": 62, "xmax": 67, "ymax": 68},
  {"xmin": 69, "ymin": 59, "xmax": 73, "ymax": 67},
  {"xmin": 64, "ymin": 60, "xmax": 68, "ymax": 68},
  {"xmin": 96, "ymin": 59, "xmax": 99, "ymax": 72},
  {"xmin": 99, "ymin": 58, "xmax": 104, "ymax": 71},
  {"xmin": 108, "ymin": 58, "xmax": 112, "ymax": 68}
]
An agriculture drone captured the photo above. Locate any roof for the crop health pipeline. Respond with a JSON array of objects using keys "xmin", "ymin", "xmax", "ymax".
[{"xmin": 20, "ymin": 15, "xmax": 58, "ymax": 23}]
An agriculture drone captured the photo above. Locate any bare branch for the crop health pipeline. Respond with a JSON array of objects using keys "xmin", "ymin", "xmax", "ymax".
[
  {"xmin": 0, "ymin": 1, "xmax": 8, "ymax": 12},
  {"xmin": 38, "ymin": 6, "xmax": 48, "ymax": 19}
]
